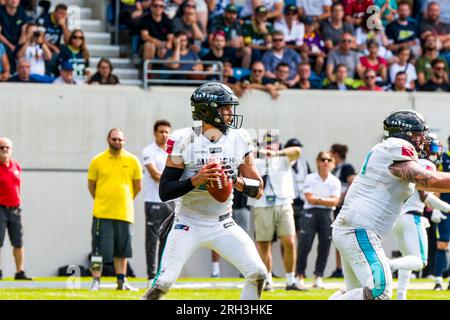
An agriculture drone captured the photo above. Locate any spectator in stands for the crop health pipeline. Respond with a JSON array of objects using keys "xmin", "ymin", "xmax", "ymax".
[
  {"xmin": 207, "ymin": 0, "xmax": 233, "ymax": 21},
  {"xmin": 207, "ymin": 4, "xmax": 243, "ymax": 51},
  {"xmin": 292, "ymin": 61, "xmax": 321, "ymax": 89},
  {"xmin": 8, "ymin": 58, "xmax": 43, "ymax": 82},
  {"xmin": 261, "ymin": 30, "xmax": 301, "ymax": 81},
  {"xmin": 242, "ymin": 5, "xmax": 274, "ymax": 69},
  {"xmin": 0, "ymin": 41, "xmax": 10, "ymax": 81},
  {"xmin": 324, "ymin": 63, "xmax": 353, "ymax": 90},
  {"xmin": 140, "ymin": 0, "xmax": 174, "ymax": 65},
  {"xmin": 386, "ymin": 1, "xmax": 421, "ymax": 58},
  {"xmin": 297, "ymin": 151, "xmax": 340, "ymax": 289},
  {"xmin": 326, "ymin": 32, "xmax": 362, "ymax": 82},
  {"xmin": 419, "ymin": 1, "xmax": 450, "ymax": 51},
  {"xmin": 322, "ymin": 2, "xmax": 355, "ymax": 51},
  {"xmin": 241, "ymin": 61, "xmax": 284, "ymax": 99},
  {"xmin": 222, "ymin": 59, "xmax": 243, "ymax": 96},
  {"xmin": 274, "ymin": 62, "xmax": 294, "ymax": 88},
  {"xmin": 88, "ymin": 58, "xmax": 120, "ymax": 85},
  {"xmin": 58, "ymin": 29, "xmax": 90, "ymax": 82},
  {"xmin": 421, "ymin": 0, "xmax": 450, "ymax": 24},
  {"xmin": 343, "ymin": 0, "xmax": 373, "ymax": 27},
  {"xmin": 386, "ymin": 71, "xmax": 412, "ymax": 91},
  {"xmin": 113, "ymin": 0, "xmax": 150, "ymax": 41},
  {"xmin": 419, "ymin": 57, "xmax": 450, "ymax": 91},
  {"xmin": 298, "ymin": 0, "xmax": 332, "ymax": 22},
  {"xmin": 173, "ymin": 0, "xmax": 205, "ymax": 53},
  {"xmin": 389, "ymin": 46, "xmax": 417, "ymax": 90},
  {"xmin": 354, "ymin": 13, "xmax": 394, "ymax": 63},
  {"xmin": 202, "ymin": 30, "xmax": 237, "ymax": 63},
  {"xmin": 274, "ymin": 5, "xmax": 304, "ymax": 52},
  {"xmin": 16, "ymin": 23, "xmax": 51, "ymax": 76},
  {"xmin": 36, "ymin": 3, "xmax": 69, "ymax": 76},
  {"xmin": 416, "ymin": 34, "xmax": 449, "ymax": 86},
  {"xmin": 252, "ymin": 130, "xmax": 303, "ymax": 291},
  {"xmin": 36, "ymin": 3, "xmax": 69, "ymax": 49},
  {"xmin": 239, "ymin": 0, "xmax": 284, "ymax": 21},
  {"xmin": 53, "ymin": 61, "xmax": 83, "ymax": 85},
  {"xmin": 302, "ymin": 16, "xmax": 326, "ymax": 75},
  {"xmin": 359, "ymin": 68, "xmax": 384, "ymax": 91},
  {"xmin": 359, "ymin": 39, "xmax": 388, "ymax": 83},
  {"xmin": 0, "ymin": 0, "xmax": 32, "ymax": 70},
  {"xmin": 163, "ymin": 30, "xmax": 203, "ymax": 79},
  {"xmin": 374, "ymin": 0, "xmax": 397, "ymax": 27}
]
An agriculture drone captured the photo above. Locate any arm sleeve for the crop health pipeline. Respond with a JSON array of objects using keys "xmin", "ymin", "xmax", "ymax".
[
  {"xmin": 142, "ymin": 147, "xmax": 154, "ymax": 166},
  {"xmin": 87, "ymin": 160, "xmax": 98, "ymax": 181},
  {"xmin": 303, "ymin": 174, "xmax": 313, "ymax": 194},
  {"xmin": 133, "ymin": 157, "xmax": 143, "ymax": 180},
  {"xmin": 159, "ymin": 166, "xmax": 195, "ymax": 202}
]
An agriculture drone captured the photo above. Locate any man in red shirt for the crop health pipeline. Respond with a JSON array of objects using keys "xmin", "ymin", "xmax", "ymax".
[
  {"xmin": 0, "ymin": 137, "xmax": 32, "ymax": 281},
  {"xmin": 359, "ymin": 68, "xmax": 384, "ymax": 91}
]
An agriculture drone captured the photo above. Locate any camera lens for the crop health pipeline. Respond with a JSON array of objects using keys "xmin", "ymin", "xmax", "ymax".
[{"xmin": 33, "ymin": 31, "xmax": 41, "ymax": 37}]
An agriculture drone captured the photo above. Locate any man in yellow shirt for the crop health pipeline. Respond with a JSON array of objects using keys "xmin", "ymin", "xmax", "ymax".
[{"xmin": 88, "ymin": 128, "xmax": 142, "ymax": 291}]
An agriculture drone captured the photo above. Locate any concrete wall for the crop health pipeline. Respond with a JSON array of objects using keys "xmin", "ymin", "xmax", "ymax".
[{"xmin": 0, "ymin": 84, "xmax": 449, "ymax": 279}]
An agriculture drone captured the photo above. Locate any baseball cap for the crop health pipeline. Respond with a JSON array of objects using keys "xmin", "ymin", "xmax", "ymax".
[
  {"xmin": 255, "ymin": 5, "xmax": 268, "ymax": 14},
  {"xmin": 225, "ymin": 4, "xmax": 238, "ymax": 12},
  {"xmin": 285, "ymin": 138, "xmax": 303, "ymax": 148},
  {"xmin": 60, "ymin": 61, "xmax": 74, "ymax": 71},
  {"xmin": 284, "ymin": 5, "xmax": 297, "ymax": 14},
  {"xmin": 262, "ymin": 131, "xmax": 279, "ymax": 146},
  {"xmin": 303, "ymin": 15, "xmax": 315, "ymax": 25}
]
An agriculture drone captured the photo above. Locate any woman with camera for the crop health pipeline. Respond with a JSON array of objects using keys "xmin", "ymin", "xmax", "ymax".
[{"xmin": 16, "ymin": 23, "xmax": 52, "ymax": 76}]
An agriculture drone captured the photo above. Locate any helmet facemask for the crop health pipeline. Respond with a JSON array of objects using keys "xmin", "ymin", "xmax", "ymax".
[{"xmin": 193, "ymin": 103, "xmax": 243, "ymax": 133}]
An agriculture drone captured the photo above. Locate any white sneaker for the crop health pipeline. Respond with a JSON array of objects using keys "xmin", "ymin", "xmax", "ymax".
[
  {"xmin": 90, "ymin": 279, "xmax": 100, "ymax": 291},
  {"xmin": 312, "ymin": 277, "xmax": 325, "ymax": 289}
]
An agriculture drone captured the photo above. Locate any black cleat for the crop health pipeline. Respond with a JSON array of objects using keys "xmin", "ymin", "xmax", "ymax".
[
  {"xmin": 433, "ymin": 283, "xmax": 443, "ymax": 291},
  {"xmin": 14, "ymin": 271, "xmax": 33, "ymax": 281},
  {"xmin": 328, "ymin": 269, "xmax": 344, "ymax": 278},
  {"xmin": 286, "ymin": 283, "xmax": 309, "ymax": 291},
  {"xmin": 142, "ymin": 287, "xmax": 165, "ymax": 300}
]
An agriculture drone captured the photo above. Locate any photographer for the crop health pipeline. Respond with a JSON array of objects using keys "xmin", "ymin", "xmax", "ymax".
[{"xmin": 16, "ymin": 23, "xmax": 51, "ymax": 76}]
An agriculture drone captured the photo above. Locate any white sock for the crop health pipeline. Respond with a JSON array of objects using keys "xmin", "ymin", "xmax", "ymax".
[
  {"xmin": 285, "ymin": 272, "xmax": 295, "ymax": 286},
  {"xmin": 397, "ymin": 270, "xmax": 411, "ymax": 300},
  {"xmin": 211, "ymin": 262, "xmax": 220, "ymax": 274},
  {"xmin": 266, "ymin": 272, "xmax": 273, "ymax": 284},
  {"xmin": 240, "ymin": 280, "xmax": 260, "ymax": 300},
  {"xmin": 436, "ymin": 276, "xmax": 443, "ymax": 284},
  {"xmin": 332, "ymin": 288, "xmax": 364, "ymax": 300},
  {"xmin": 389, "ymin": 255, "xmax": 422, "ymax": 271},
  {"xmin": 329, "ymin": 289, "xmax": 346, "ymax": 300}
]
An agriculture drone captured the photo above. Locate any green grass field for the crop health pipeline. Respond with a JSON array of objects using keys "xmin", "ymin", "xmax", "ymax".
[{"xmin": 0, "ymin": 277, "xmax": 449, "ymax": 300}]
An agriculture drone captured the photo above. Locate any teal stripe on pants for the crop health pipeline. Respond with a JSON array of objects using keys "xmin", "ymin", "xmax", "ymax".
[
  {"xmin": 413, "ymin": 215, "xmax": 427, "ymax": 264},
  {"xmin": 355, "ymin": 229, "xmax": 386, "ymax": 298}
]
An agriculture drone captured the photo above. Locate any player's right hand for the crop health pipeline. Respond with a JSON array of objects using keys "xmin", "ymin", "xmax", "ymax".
[
  {"xmin": 191, "ymin": 162, "xmax": 222, "ymax": 187},
  {"xmin": 431, "ymin": 209, "xmax": 447, "ymax": 224}
]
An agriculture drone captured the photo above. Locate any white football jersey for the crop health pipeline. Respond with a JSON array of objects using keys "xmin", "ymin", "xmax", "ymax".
[
  {"xmin": 167, "ymin": 126, "xmax": 253, "ymax": 218},
  {"xmin": 402, "ymin": 158, "xmax": 437, "ymax": 214},
  {"xmin": 332, "ymin": 137, "xmax": 418, "ymax": 239}
]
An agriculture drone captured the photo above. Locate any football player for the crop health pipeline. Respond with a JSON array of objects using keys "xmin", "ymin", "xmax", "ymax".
[
  {"xmin": 391, "ymin": 134, "xmax": 450, "ymax": 300},
  {"xmin": 329, "ymin": 109, "xmax": 450, "ymax": 300},
  {"xmin": 142, "ymin": 82, "xmax": 268, "ymax": 300}
]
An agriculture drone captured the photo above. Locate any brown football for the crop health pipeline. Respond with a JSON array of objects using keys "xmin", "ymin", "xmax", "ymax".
[{"xmin": 206, "ymin": 164, "xmax": 233, "ymax": 202}]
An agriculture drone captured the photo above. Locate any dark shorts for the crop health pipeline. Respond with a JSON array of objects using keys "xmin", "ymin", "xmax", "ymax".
[
  {"xmin": 437, "ymin": 212, "xmax": 450, "ymax": 242},
  {"xmin": 91, "ymin": 217, "xmax": 133, "ymax": 263},
  {"xmin": 0, "ymin": 205, "xmax": 23, "ymax": 248}
]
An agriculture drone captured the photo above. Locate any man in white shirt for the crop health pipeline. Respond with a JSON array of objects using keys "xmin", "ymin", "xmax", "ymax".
[
  {"xmin": 250, "ymin": 131, "xmax": 303, "ymax": 291},
  {"xmin": 297, "ymin": 0, "xmax": 332, "ymax": 21},
  {"xmin": 141, "ymin": 120, "xmax": 174, "ymax": 285},
  {"xmin": 52, "ymin": 61, "xmax": 83, "ymax": 85}
]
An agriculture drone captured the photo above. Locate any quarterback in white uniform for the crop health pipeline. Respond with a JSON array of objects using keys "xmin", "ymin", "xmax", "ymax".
[
  {"xmin": 330, "ymin": 109, "xmax": 450, "ymax": 300},
  {"xmin": 142, "ymin": 82, "xmax": 267, "ymax": 300}
]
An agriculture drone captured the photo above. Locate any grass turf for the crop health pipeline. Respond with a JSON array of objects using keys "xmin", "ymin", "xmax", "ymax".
[{"xmin": 0, "ymin": 278, "xmax": 449, "ymax": 300}]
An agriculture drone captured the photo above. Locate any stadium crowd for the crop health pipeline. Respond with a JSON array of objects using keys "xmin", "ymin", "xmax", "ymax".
[{"xmin": 0, "ymin": 0, "xmax": 449, "ymax": 91}]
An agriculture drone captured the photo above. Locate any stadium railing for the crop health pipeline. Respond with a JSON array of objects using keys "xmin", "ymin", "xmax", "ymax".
[{"xmin": 143, "ymin": 60, "xmax": 224, "ymax": 89}]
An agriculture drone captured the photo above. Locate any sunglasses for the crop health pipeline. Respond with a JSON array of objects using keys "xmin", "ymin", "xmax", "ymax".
[
  {"xmin": 111, "ymin": 138, "xmax": 124, "ymax": 142},
  {"xmin": 365, "ymin": 75, "xmax": 375, "ymax": 79},
  {"xmin": 152, "ymin": 4, "xmax": 164, "ymax": 8},
  {"xmin": 252, "ymin": 69, "xmax": 264, "ymax": 73},
  {"xmin": 185, "ymin": 4, "xmax": 196, "ymax": 8},
  {"xmin": 434, "ymin": 66, "xmax": 445, "ymax": 71},
  {"xmin": 273, "ymin": 38, "xmax": 284, "ymax": 42},
  {"xmin": 342, "ymin": 39, "xmax": 352, "ymax": 43},
  {"xmin": 320, "ymin": 158, "xmax": 332, "ymax": 162},
  {"xmin": 0, "ymin": 146, "xmax": 10, "ymax": 150},
  {"xmin": 72, "ymin": 35, "xmax": 84, "ymax": 40}
]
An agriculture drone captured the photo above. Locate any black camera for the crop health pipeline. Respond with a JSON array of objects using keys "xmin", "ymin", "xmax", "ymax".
[{"xmin": 33, "ymin": 31, "xmax": 41, "ymax": 38}]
